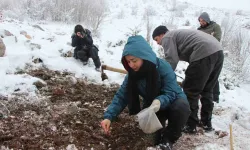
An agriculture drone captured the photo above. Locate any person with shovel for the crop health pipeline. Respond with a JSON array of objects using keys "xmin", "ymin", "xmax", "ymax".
[
  {"xmin": 101, "ymin": 35, "xmax": 190, "ymax": 150},
  {"xmin": 152, "ymin": 26, "xmax": 224, "ymax": 133}
]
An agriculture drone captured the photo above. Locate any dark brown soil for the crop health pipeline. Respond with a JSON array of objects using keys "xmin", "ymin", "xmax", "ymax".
[{"xmin": 0, "ymin": 68, "xmax": 152, "ymax": 150}]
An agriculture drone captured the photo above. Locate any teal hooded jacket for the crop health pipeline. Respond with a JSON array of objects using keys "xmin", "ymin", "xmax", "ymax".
[{"xmin": 104, "ymin": 35, "xmax": 187, "ymax": 121}]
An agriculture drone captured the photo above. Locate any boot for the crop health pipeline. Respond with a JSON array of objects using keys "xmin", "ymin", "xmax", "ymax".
[
  {"xmin": 155, "ymin": 141, "xmax": 173, "ymax": 150},
  {"xmin": 202, "ymin": 121, "xmax": 214, "ymax": 132},
  {"xmin": 183, "ymin": 125, "xmax": 197, "ymax": 134}
]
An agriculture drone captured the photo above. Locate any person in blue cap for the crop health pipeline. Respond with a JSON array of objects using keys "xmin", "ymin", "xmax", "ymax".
[{"xmin": 101, "ymin": 35, "xmax": 190, "ymax": 150}]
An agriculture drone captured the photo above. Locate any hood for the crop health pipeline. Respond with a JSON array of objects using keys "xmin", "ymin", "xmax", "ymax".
[
  {"xmin": 122, "ymin": 35, "xmax": 157, "ymax": 70},
  {"xmin": 199, "ymin": 12, "xmax": 211, "ymax": 23}
]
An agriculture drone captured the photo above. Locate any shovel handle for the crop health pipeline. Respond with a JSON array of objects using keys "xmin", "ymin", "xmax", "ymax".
[
  {"xmin": 101, "ymin": 65, "xmax": 182, "ymax": 86},
  {"xmin": 102, "ymin": 65, "xmax": 127, "ymax": 74}
]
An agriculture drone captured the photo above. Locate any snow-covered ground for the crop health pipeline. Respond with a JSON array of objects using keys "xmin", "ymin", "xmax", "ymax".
[{"xmin": 0, "ymin": 0, "xmax": 250, "ymax": 149}]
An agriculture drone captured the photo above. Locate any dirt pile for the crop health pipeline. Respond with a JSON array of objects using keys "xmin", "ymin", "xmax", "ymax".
[{"xmin": 0, "ymin": 68, "xmax": 152, "ymax": 150}]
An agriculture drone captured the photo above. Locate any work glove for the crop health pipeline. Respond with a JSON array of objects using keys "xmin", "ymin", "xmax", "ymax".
[
  {"xmin": 101, "ymin": 119, "xmax": 111, "ymax": 135},
  {"xmin": 149, "ymin": 99, "xmax": 161, "ymax": 113}
]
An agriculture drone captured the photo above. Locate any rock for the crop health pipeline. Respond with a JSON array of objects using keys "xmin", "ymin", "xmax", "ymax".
[
  {"xmin": 20, "ymin": 30, "xmax": 27, "ymax": 35},
  {"xmin": 32, "ymin": 25, "xmax": 44, "ymax": 31},
  {"xmin": 66, "ymin": 76, "xmax": 77, "ymax": 85},
  {"xmin": 52, "ymin": 87, "xmax": 65, "ymax": 96},
  {"xmin": 33, "ymin": 81, "xmax": 46, "ymax": 89},
  {"xmin": 54, "ymin": 32, "xmax": 66, "ymax": 36},
  {"xmin": 32, "ymin": 58, "xmax": 43, "ymax": 64},
  {"xmin": 67, "ymin": 42, "xmax": 72, "ymax": 46},
  {"xmin": 4, "ymin": 30, "xmax": 13, "ymax": 36},
  {"xmin": 0, "ymin": 38, "xmax": 6, "ymax": 57},
  {"xmin": 61, "ymin": 51, "xmax": 73, "ymax": 57},
  {"xmin": 30, "ymin": 43, "xmax": 41, "ymax": 50},
  {"xmin": 25, "ymin": 34, "xmax": 32, "ymax": 39},
  {"xmin": 215, "ymin": 130, "xmax": 228, "ymax": 138},
  {"xmin": 47, "ymin": 37, "xmax": 55, "ymax": 42}
]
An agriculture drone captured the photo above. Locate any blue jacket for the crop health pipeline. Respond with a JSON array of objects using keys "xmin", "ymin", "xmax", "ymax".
[{"xmin": 104, "ymin": 35, "xmax": 187, "ymax": 121}]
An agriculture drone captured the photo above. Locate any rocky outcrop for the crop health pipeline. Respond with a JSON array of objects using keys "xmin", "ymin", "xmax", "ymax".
[{"xmin": 0, "ymin": 38, "xmax": 6, "ymax": 57}]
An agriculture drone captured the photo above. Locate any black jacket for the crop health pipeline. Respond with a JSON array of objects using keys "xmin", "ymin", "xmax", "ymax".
[{"xmin": 71, "ymin": 29, "xmax": 93, "ymax": 50}]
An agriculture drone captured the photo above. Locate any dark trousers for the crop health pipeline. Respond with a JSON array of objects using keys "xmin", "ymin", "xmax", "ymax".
[
  {"xmin": 74, "ymin": 46, "xmax": 101, "ymax": 68},
  {"xmin": 213, "ymin": 81, "xmax": 220, "ymax": 103},
  {"xmin": 183, "ymin": 51, "xmax": 224, "ymax": 127},
  {"xmin": 154, "ymin": 98, "xmax": 190, "ymax": 145}
]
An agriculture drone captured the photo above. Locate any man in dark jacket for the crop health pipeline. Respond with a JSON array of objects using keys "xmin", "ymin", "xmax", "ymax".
[
  {"xmin": 71, "ymin": 25, "xmax": 101, "ymax": 71},
  {"xmin": 198, "ymin": 12, "xmax": 222, "ymax": 103},
  {"xmin": 152, "ymin": 26, "xmax": 224, "ymax": 133}
]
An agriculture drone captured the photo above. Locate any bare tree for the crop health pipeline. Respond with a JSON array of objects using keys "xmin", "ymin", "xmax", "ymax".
[
  {"xmin": 143, "ymin": 6, "xmax": 155, "ymax": 43},
  {"xmin": 221, "ymin": 16, "xmax": 239, "ymax": 48},
  {"xmin": 125, "ymin": 26, "xmax": 142, "ymax": 37},
  {"xmin": 169, "ymin": 0, "xmax": 177, "ymax": 11}
]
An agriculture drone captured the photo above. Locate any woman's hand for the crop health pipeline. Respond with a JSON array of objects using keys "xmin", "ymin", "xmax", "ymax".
[
  {"xmin": 101, "ymin": 119, "xmax": 111, "ymax": 135},
  {"xmin": 76, "ymin": 32, "xmax": 84, "ymax": 38}
]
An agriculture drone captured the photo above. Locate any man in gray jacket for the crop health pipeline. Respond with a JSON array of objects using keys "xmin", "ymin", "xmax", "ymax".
[{"xmin": 152, "ymin": 26, "xmax": 224, "ymax": 133}]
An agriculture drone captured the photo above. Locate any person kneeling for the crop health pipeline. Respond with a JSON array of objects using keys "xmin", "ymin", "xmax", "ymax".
[{"xmin": 101, "ymin": 35, "xmax": 190, "ymax": 150}]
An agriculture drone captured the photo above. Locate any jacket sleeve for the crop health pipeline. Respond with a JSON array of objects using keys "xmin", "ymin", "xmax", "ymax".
[
  {"xmin": 83, "ymin": 30, "xmax": 93, "ymax": 45},
  {"xmin": 71, "ymin": 34, "xmax": 80, "ymax": 47},
  {"xmin": 161, "ymin": 37, "xmax": 179, "ymax": 70},
  {"xmin": 104, "ymin": 75, "xmax": 128, "ymax": 121},
  {"xmin": 155, "ymin": 63, "xmax": 179, "ymax": 109},
  {"xmin": 213, "ymin": 24, "xmax": 222, "ymax": 42}
]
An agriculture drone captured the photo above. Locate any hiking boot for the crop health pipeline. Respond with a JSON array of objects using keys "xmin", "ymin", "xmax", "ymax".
[
  {"xmin": 155, "ymin": 142, "xmax": 173, "ymax": 150},
  {"xmin": 183, "ymin": 125, "xmax": 197, "ymax": 134},
  {"xmin": 199, "ymin": 121, "xmax": 214, "ymax": 132},
  {"xmin": 203, "ymin": 122, "xmax": 214, "ymax": 132},
  {"xmin": 203, "ymin": 125, "xmax": 214, "ymax": 132}
]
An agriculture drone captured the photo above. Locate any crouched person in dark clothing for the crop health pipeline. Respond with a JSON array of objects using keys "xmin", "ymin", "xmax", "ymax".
[{"xmin": 71, "ymin": 25, "xmax": 101, "ymax": 71}]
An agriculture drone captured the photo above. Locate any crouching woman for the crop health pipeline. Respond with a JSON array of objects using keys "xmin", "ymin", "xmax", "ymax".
[{"xmin": 101, "ymin": 35, "xmax": 190, "ymax": 150}]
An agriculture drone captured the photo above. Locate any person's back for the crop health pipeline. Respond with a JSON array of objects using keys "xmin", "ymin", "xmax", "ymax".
[
  {"xmin": 162, "ymin": 29, "xmax": 222, "ymax": 69},
  {"xmin": 153, "ymin": 26, "xmax": 224, "ymax": 133}
]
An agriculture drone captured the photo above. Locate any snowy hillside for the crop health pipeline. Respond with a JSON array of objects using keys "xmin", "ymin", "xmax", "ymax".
[{"xmin": 0, "ymin": 0, "xmax": 250, "ymax": 150}]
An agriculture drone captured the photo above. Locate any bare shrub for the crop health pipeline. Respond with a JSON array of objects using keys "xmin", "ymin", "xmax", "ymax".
[
  {"xmin": 1, "ymin": 0, "xmax": 108, "ymax": 29},
  {"xmin": 143, "ymin": 5, "xmax": 157, "ymax": 18},
  {"xmin": 236, "ymin": 10, "xmax": 243, "ymax": 16},
  {"xmin": 221, "ymin": 15, "xmax": 250, "ymax": 82},
  {"xmin": 227, "ymin": 30, "xmax": 250, "ymax": 81},
  {"xmin": 184, "ymin": 20, "xmax": 190, "ymax": 26},
  {"xmin": 221, "ymin": 16, "xmax": 239, "ymax": 48},
  {"xmin": 125, "ymin": 26, "xmax": 142, "ymax": 37},
  {"xmin": 84, "ymin": 0, "xmax": 108, "ymax": 36},
  {"xmin": 174, "ymin": 10, "xmax": 184, "ymax": 17},
  {"xmin": 176, "ymin": 3, "xmax": 189, "ymax": 11},
  {"xmin": 117, "ymin": 9, "xmax": 125, "ymax": 19},
  {"xmin": 168, "ymin": 0, "xmax": 177, "ymax": 11},
  {"xmin": 143, "ymin": 6, "xmax": 155, "ymax": 43},
  {"xmin": 194, "ymin": 10, "xmax": 203, "ymax": 17},
  {"xmin": 162, "ymin": 12, "xmax": 177, "ymax": 30},
  {"xmin": 131, "ymin": 4, "xmax": 138, "ymax": 16}
]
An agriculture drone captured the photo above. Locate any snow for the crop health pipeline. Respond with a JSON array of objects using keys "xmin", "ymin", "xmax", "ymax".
[{"xmin": 1, "ymin": 0, "xmax": 250, "ymax": 149}]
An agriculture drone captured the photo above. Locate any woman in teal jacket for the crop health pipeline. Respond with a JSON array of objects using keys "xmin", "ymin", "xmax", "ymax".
[{"xmin": 101, "ymin": 35, "xmax": 190, "ymax": 150}]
